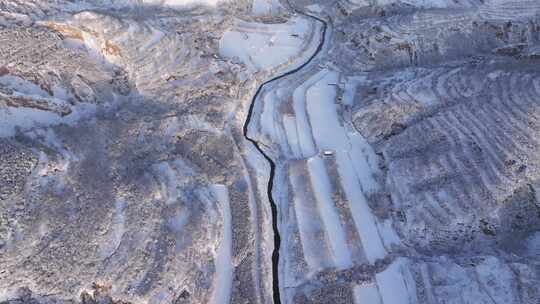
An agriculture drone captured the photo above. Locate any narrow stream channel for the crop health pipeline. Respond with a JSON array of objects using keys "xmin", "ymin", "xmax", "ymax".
[{"xmin": 242, "ymin": 5, "xmax": 329, "ymax": 303}]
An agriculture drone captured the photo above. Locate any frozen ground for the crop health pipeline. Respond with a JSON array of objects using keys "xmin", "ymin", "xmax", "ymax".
[
  {"xmin": 219, "ymin": 16, "xmax": 318, "ymax": 72},
  {"xmin": 1, "ymin": 0, "xmax": 540, "ymax": 304}
]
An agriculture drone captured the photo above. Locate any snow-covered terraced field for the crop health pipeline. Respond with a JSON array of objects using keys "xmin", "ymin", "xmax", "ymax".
[
  {"xmin": 220, "ymin": 16, "xmax": 320, "ymax": 73},
  {"xmin": 246, "ymin": 0, "xmax": 540, "ymax": 303},
  {"xmin": 1, "ymin": 0, "xmax": 540, "ymax": 303}
]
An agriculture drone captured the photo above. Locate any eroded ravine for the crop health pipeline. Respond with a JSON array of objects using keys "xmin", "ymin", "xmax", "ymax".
[{"xmin": 241, "ymin": 4, "xmax": 329, "ymax": 304}]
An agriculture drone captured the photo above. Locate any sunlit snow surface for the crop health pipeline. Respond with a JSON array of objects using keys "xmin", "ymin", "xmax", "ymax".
[
  {"xmin": 251, "ymin": 0, "xmax": 282, "ymax": 15},
  {"xmin": 209, "ymin": 185, "xmax": 233, "ymax": 304},
  {"xmin": 0, "ymin": 104, "xmax": 98, "ymax": 138},
  {"xmin": 349, "ymin": 0, "xmax": 477, "ymax": 8},
  {"xmin": 0, "ymin": 74, "xmax": 98, "ymax": 137},
  {"xmin": 2, "ymin": 0, "xmax": 540, "ymax": 303},
  {"xmin": 141, "ymin": 0, "xmax": 223, "ymax": 6},
  {"xmin": 219, "ymin": 17, "xmax": 313, "ymax": 72}
]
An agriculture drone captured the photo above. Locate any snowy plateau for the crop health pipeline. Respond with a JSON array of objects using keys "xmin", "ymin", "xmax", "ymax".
[{"xmin": 0, "ymin": 0, "xmax": 540, "ymax": 304}]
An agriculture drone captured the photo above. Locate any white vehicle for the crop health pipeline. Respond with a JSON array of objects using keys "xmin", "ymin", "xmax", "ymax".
[{"xmin": 323, "ymin": 150, "xmax": 335, "ymax": 156}]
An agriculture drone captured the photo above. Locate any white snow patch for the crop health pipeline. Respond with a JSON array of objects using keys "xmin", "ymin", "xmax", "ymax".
[
  {"xmin": 125, "ymin": 0, "xmax": 225, "ymax": 8},
  {"xmin": 426, "ymin": 257, "xmax": 512, "ymax": 303},
  {"xmin": 335, "ymin": 151, "xmax": 388, "ymax": 264},
  {"xmin": 353, "ymin": 283, "xmax": 383, "ymax": 304},
  {"xmin": 376, "ymin": 259, "xmax": 418, "ymax": 304},
  {"xmin": 305, "ymin": 71, "xmax": 345, "ymax": 149},
  {"xmin": 474, "ymin": 257, "xmax": 517, "ymax": 304},
  {"xmin": 342, "ymin": 76, "xmax": 365, "ymax": 106},
  {"xmin": 377, "ymin": 219, "xmax": 401, "ymax": 249},
  {"xmin": 258, "ymin": 89, "xmax": 289, "ymax": 148},
  {"xmin": 219, "ymin": 17, "xmax": 311, "ymax": 72},
  {"xmin": 0, "ymin": 107, "xmax": 61, "ymax": 138},
  {"xmin": 155, "ymin": 162, "xmax": 180, "ymax": 205},
  {"xmin": 25, "ymin": 129, "xmax": 79, "ymax": 193},
  {"xmin": 0, "ymin": 75, "xmax": 49, "ymax": 97},
  {"xmin": 401, "ymin": 0, "xmax": 467, "ymax": 8},
  {"xmin": 0, "ymin": 74, "xmax": 76, "ymax": 131},
  {"xmin": 0, "ymin": 100, "xmax": 96, "ymax": 138},
  {"xmin": 283, "ymin": 115, "xmax": 302, "ymax": 158},
  {"xmin": 153, "ymin": 160, "xmax": 196, "ymax": 206},
  {"xmin": 348, "ymin": 132, "xmax": 380, "ymax": 193},
  {"xmin": 349, "ymin": 0, "xmax": 471, "ymax": 8},
  {"xmin": 291, "ymin": 70, "xmax": 327, "ymax": 158},
  {"xmin": 252, "ymin": 0, "xmax": 282, "ymax": 15},
  {"xmin": 308, "ymin": 156, "xmax": 352, "ymax": 269},
  {"xmin": 209, "ymin": 184, "xmax": 233, "ymax": 304},
  {"xmin": 306, "ymin": 4, "xmax": 323, "ymax": 13},
  {"xmin": 290, "ymin": 163, "xmax": 333, "ymax": 272},
  {"xmin": 260, "ymin": 90, "xmax": 279, "ymax": 141},
  {"xmin": 408, "ymin": 81, "xmax": 438, "ymax": 106}
]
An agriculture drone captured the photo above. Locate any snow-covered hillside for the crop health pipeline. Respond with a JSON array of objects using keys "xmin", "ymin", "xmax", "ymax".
[{"xmin": 1, "ymin": 0, "xmax": 539, "ymax": 304}]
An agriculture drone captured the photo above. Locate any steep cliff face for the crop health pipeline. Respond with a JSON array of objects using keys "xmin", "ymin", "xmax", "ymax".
[{"xmin": 1, "ymin": 1, "xmax": 539, "ymax": 304}]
